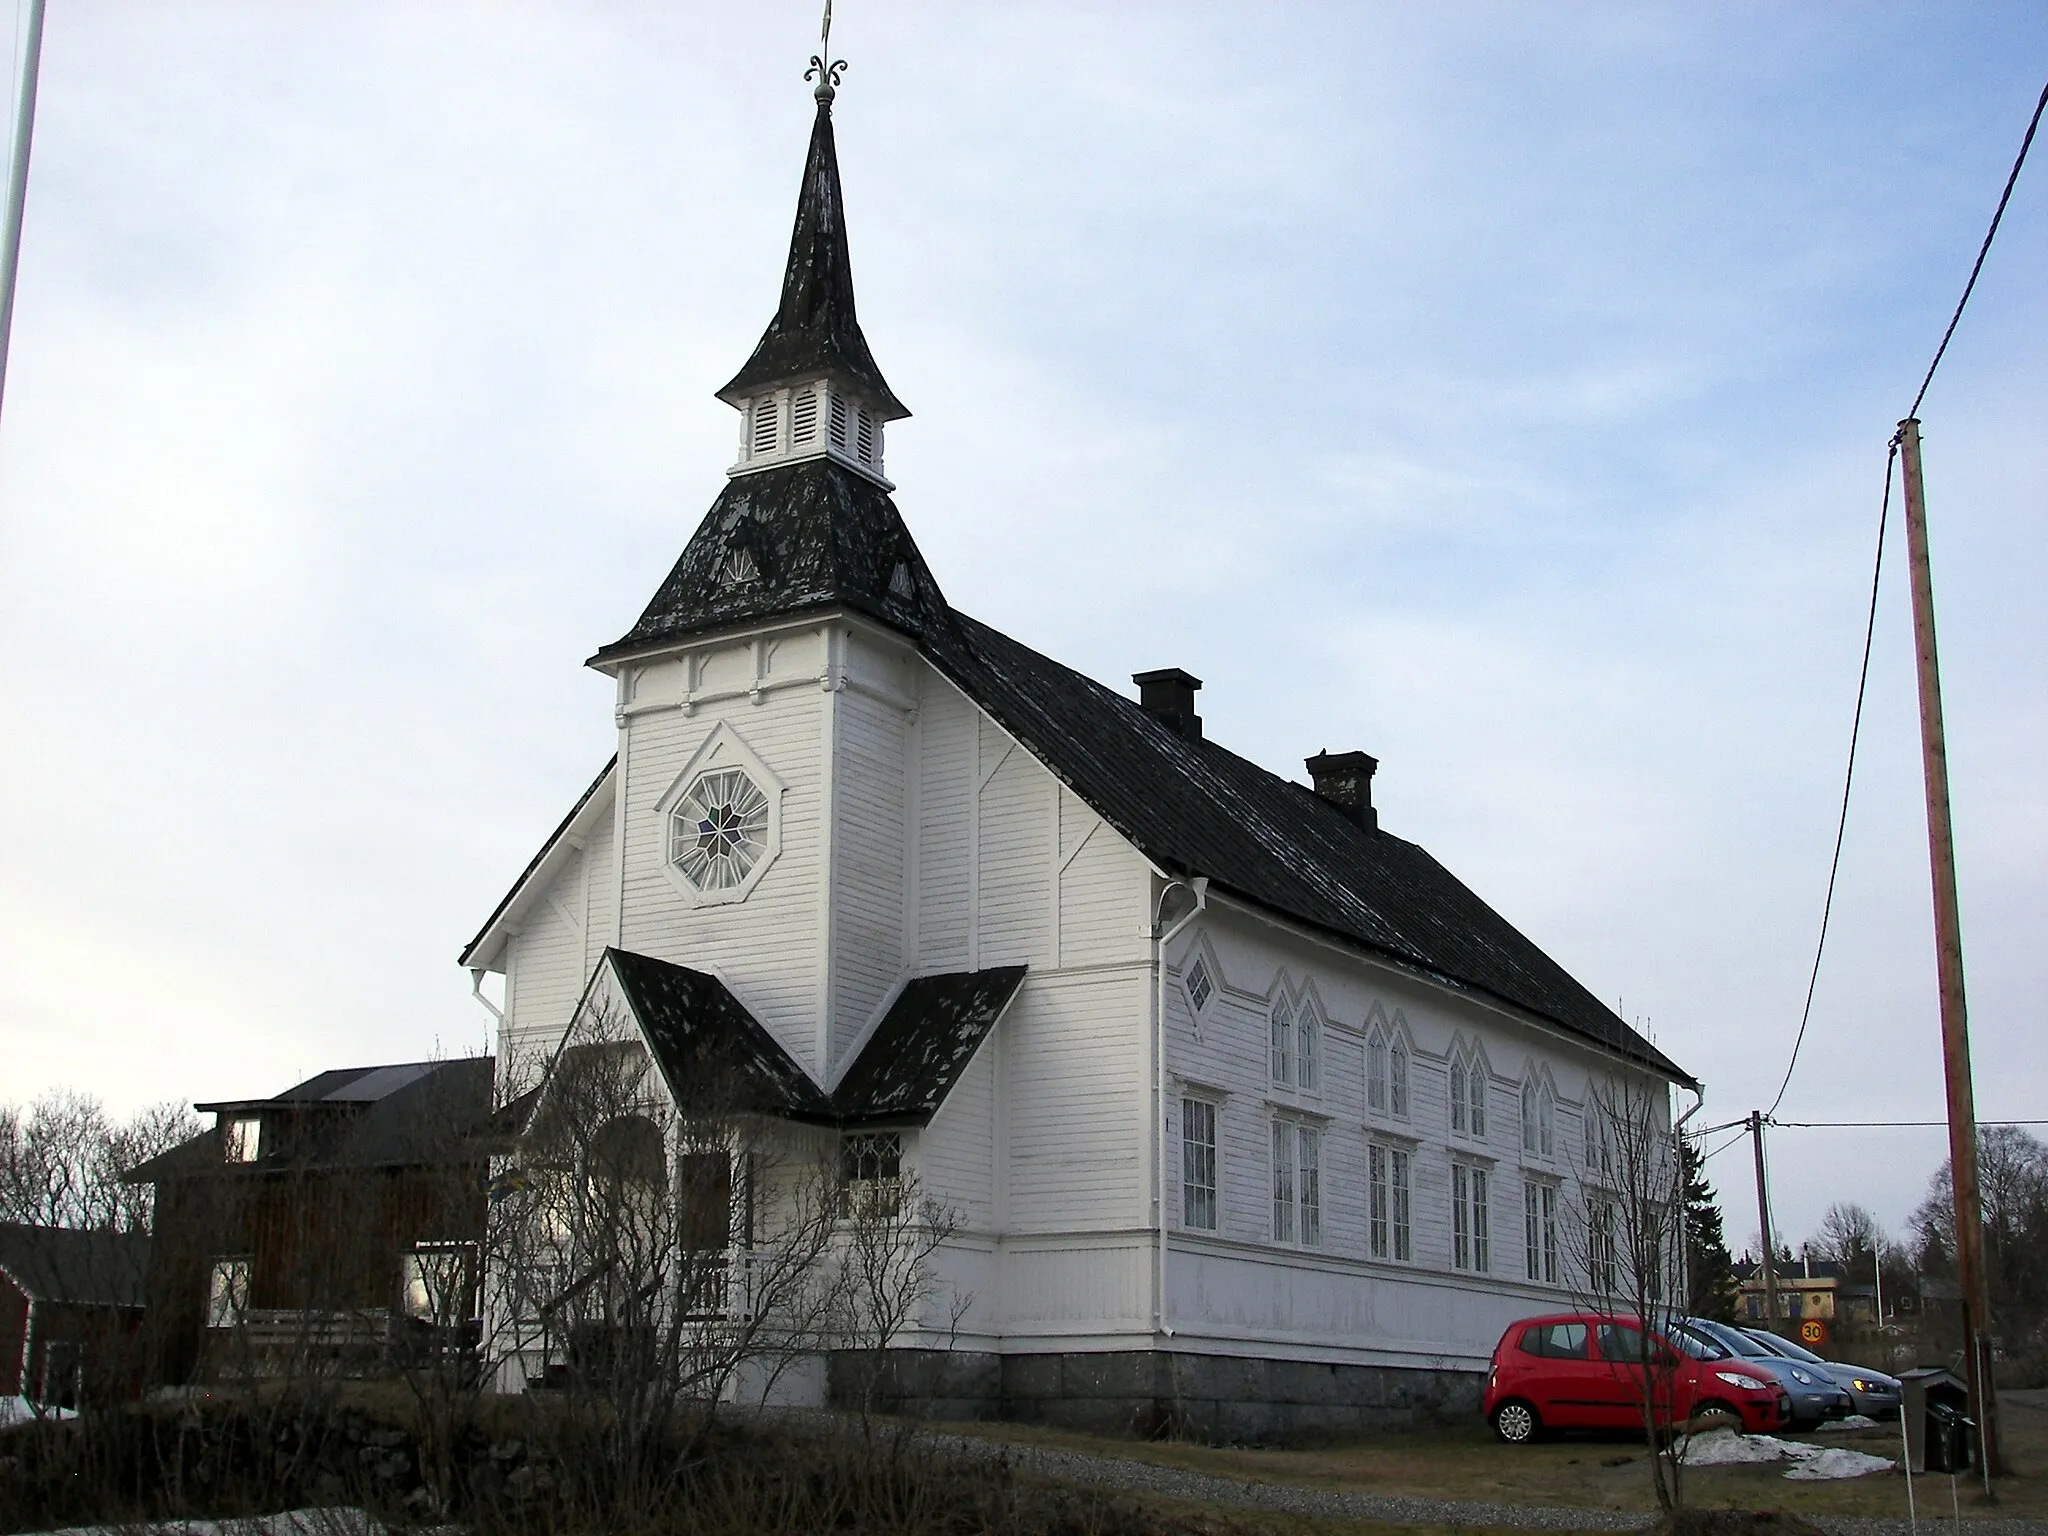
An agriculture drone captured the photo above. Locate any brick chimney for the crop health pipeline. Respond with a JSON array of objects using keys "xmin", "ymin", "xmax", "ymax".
[
  {"xmin": 1305, "ymin": 749, "xmax": 1378, "ymax": 831},
  {"xmin": 1132, "ymin": 668, "xmax": 1203, "ymax": 741}
]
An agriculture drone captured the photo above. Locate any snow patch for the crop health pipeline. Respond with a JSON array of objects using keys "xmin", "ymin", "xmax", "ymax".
[
  {"xmin": 1785, "ymin": 1447, "xmax": 1898, "ymax": 1480},
  {"xmin": 1817, "ymin": 1413, "xmax": 1883, "ymax": 1432},
  {"xmin": 1680, "ymin": 1427, "xmax": 1894, "ymax": 1480}
]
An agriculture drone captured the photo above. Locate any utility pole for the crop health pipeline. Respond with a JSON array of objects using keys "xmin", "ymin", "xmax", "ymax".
[
  {"xmin": 1896, "ymin": 417, "xmax": 2002, "ymax": 1480},
  {"xmin": 1749, "ymin": 1111, "xmax": 1780, "ymax": 1329},
  {"xmin": 0, "ymin": 0, "xmax": 49, "ymax": 424}
]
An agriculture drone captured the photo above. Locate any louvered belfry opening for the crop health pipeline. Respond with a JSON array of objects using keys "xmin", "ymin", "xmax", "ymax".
[
  {"xmin": 1305, "ymin": 750, "xmax": 1379, "ymax": 832},
  {"xmin": 1133, "ymin": 668, "xmax": 1204, "ymax": 742}
]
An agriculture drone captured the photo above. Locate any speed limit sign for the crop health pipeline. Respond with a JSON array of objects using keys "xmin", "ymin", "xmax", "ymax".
[{"xmin": 1799, "ymin": 1319, "xmax": 1826, "ymax": 1346}]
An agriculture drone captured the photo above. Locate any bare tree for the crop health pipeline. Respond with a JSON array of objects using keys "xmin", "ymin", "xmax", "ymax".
[
  {"xmin": 0, "ymin": 1091, "xmax": 201, "ymax": 1231},
  {"xmin": 471, "ymin": 1001, "xmax": 854, "ymax": 1520},
  {"xmin": 1563, "ymin": 1074, "xmax": 1693, "ymax": 1514},
  {"xmin": 827, "ymin": 1144, "xmax": 966, "ymax": 1439}
]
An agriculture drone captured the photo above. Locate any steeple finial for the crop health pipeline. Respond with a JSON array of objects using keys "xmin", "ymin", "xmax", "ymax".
[{"xmin": 806, "ymin": 1, "xmax": 846, "ymax": 108}]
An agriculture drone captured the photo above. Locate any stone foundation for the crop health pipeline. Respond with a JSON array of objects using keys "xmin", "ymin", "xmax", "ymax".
[{"xmin": 828, "ymin": 1348, "xmax": 1484, "ymax": 1444}]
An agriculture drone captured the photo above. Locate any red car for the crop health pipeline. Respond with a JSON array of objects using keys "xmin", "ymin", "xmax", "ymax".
[{"xmin": 1483, "ymin": 1313, "xmax": 1792, "ymax": 1443}]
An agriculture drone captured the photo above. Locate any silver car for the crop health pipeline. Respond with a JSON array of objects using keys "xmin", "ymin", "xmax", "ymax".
[
  {"xmin": 1742, "ymin": 1327, "xmax": 1902, "ymax": 1420},
  {"xmin": 1679, "ymin": 1317, "xmax": 1853, "ymax": 1426}
]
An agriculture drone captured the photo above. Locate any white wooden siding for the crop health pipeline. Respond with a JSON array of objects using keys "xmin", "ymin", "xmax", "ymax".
[
  {"xmin": 917, "ymin": 1041, "xmax": 995, "ymax": 1229},
  {"xmin": 1001, "ymin": 972, "xmax": 1150, "ymax": 1232},
  {"xmin": 615, "ymin": 636, "xmax": 830, "ymax": 1079},
  {"xmin": 830, "ymin": 675, "xmax": 910, "ymax": 1071}
]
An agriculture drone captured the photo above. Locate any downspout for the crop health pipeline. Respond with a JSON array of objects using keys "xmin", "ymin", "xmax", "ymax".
[
  {"xmin": 1674, "ymin": 1084, "xmax": 1704, "ymax": 1308},
  {"xmin": 1152, "ymin": 876, "xmax": 1208, "ymax": 1342},
  {"xmin": 470, "ymin": 969, "xmax": 506, "ymax": 1031}
]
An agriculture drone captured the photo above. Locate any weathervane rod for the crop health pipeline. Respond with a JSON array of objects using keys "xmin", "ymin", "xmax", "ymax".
[{"xmin": 806, "ymin": 0, "xmax": 846, "ymax": 107}]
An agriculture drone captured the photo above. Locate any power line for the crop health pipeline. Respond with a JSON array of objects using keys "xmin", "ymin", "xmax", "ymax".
[
  {"xmin": 1766, "ymin": 444, "xmax": 1894, "ymax": 1118},
  {"xmin": 1770, "ymin": 1118, "xmax": 2048, "ymax": 1131},
  {"xmin": 1766, "ymin": 71, "xmax": 2048, "ymax": 1120},
  {"xmin": 1909, "ymin": 74, "xmax": 2048, "ymax": 418}
]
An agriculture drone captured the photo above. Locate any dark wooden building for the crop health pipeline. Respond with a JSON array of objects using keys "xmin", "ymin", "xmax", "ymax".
[
  {"xmin": 0, "ymin": 1223, "xmax": 150, "ymax": 1408},
  {"xmin": 127, "ymin": 1059, "xmax": 494, "ymax": 1384}
]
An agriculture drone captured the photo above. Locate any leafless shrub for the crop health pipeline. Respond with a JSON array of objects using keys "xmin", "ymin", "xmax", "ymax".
[{"xmin": 1563, "ymin": 1073, "xmax": 1692, "ymax": 1513}]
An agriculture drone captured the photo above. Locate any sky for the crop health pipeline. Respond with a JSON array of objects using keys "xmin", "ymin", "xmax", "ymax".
[{"xmin": 0, "ymin": 2, "xmax": 2042, "ymax": 1253}]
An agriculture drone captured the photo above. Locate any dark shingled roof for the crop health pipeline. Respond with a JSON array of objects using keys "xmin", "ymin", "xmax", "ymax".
[
  {"xmin": 135, "ymin": 1059, "xmax": 497, "ymax": 1180},
  {"xmin": 920, "ymin": 616, "xmax": 1689, "ymax": 1084},
  {"xmin": 605, "ymin": 949, "xmax": 1022, "ymax": 1125},
  {"xmin": 0, "ymin": 1223, "xmax": 149, "ymax": 1309},
  {"xmin": 589, "ymin": 460, "xmax": 956, "ymax": 667},
  {"xmin": 831, "ymin": 968, "xmax": 1026, "ymax": 1125},
  {"xmin": 718, "ymin": 101, "xmax": 906, "ymax": 420},
  {"xmin": 607, "ymin": 948, "xmax": 833, "ymax": 1121}
]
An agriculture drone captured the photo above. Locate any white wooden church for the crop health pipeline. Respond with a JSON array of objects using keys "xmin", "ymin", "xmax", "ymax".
[{"xmin": 460, "ymin": 56, "xmax": 1693, "ymax": 1437}]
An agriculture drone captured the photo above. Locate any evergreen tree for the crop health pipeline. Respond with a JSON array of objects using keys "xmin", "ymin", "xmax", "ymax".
[{"xmin": 1680, "ymin": 1137, "xmax": 1738, "ymax": 1321}]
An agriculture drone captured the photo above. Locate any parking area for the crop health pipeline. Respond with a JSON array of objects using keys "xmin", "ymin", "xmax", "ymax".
[{"xmin": 954, "ymin": 1388, "xmax": 2048, "ymax": 1525}]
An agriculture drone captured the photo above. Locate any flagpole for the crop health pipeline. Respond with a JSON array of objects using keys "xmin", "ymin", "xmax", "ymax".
[{"xmin": 0, "ymin": 0, "xmax": 49, "ymax": 425}]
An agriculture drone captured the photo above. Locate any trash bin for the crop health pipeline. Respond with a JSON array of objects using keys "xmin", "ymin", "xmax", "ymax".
[{"xmin": 1899, "ymin": 1366, "xmax": 1974, "ymax": 1475}]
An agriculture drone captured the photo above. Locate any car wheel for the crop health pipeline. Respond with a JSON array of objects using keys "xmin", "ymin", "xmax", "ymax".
[
  {"xmin": 1492, "ymin": 1400, "xmax": 1540, "ymax": 1444},
  {"xmin": 1692, "ymin": 1400, "xmax": 1743, "ymax": 1433}
]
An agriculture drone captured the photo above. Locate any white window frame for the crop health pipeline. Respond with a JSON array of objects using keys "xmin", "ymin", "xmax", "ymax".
[
  {"xmin": 1523, "ymin": 1180, "xmax": 1560, "ymax": 1284},
  {"xmin": 839, "ymin": 1131, "xmax": 903, "ymax": 1219},
  {"xmin": 1368, "ymin": 1140, "xmax": 1414, "ymax": 1262},
  {"xmin": 1521, "ymin": 1077, "xmax": 1556, "ymax": 1160},
  {"xmin": 1270, "ymin": 1118, "xmax": 1322, "ymax": 1247},
  {"xmin": 1585, "ymin": 1090, "xmax": 1616, "ymax": 1178},
  {"xmin": 1269, "ymin": 993, "xmax": 1294, "ymax": 1088},
  {"xmin": 1452, "ymin": 1162, "xmax": 1491, "ymax": 1272},
  {"xmin": 1181, "ymin": 1096, "xmax": 1218, "ymax": 1232},
  {"xmin": 1451, "ymin": 1049, "xmax": 1488, "ymax": 1142},
  {"xmin": 1589, "ymin": 1195, "xmax": 1620, "ymax": 1295},
  {"xmin": 1295, "ymin": 995, "xmax": 1321, "ymax": 1094}
]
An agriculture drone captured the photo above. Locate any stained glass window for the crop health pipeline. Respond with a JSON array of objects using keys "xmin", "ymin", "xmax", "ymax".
[{"xmin": 669, "ymin": 768, "xmax": 771, "ymax": 892}]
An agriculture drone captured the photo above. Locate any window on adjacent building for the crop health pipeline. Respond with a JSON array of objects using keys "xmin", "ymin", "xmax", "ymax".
[
  {"xmin": 207, "ymin": 1257, "xmax": 251, "ymax": 1328},
  {"xmin": 222, "ymin": 1116, "xmax": 260, "ymax": 1163},
  {"xmin": 839, "ymin": 1132, "xmax": 902, "ymax": 1219},
  {"xmin": 1270, "ymin": 1121, "xmax": 1321, "ymax": 1246},
  {"xmin": 1181, "ymin": 1097, "xmax": 1218, "ymax": 1230},
  {"xmin": 1523, "ymin": 1182, "xmax": 1559, "ymax": 1284},
  {"xmin": 1185, "ymin": 956, "xmax": 1213, "ymax": 1014},
  {"xmin": 1452, "ymin": 1163, "xmax": 1490, "ymax": 1272},
  {"xmin": 402, "ymin": 1243, "xmax": 477, "ymax": 1327},
  {"xmin": 1368, "ymin": 1142, "xmax": 1412, "ymax": 1261}
]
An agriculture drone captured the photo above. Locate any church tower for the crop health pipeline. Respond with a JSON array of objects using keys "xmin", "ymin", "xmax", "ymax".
[
  {"xmin": 589, "ymin": 37, "xmax": 953, "ymax": 674},
  {"xmin": 576, "ymin": 39, "xmax": 962, "ymax": 1083}
]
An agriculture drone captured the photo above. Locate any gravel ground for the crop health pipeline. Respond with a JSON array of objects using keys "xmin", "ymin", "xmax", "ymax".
[{"xmin": 939, "ymin": 1434, "xmax": 2048, "ymax": 1536}]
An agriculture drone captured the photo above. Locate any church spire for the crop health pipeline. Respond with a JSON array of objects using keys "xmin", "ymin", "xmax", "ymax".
[{"xmin": 719, "ymin": 10, "xmax": 906, "ymax": 486}]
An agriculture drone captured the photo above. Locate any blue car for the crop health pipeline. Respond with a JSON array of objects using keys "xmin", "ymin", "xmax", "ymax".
[
  {"xmin": 1677, "ymin": 1317, "xmax": 1853, "ymax": 1427},
  {"xmin": 1742, "ymin": 1327, "xmax": 1902, "ymax": 1420}
]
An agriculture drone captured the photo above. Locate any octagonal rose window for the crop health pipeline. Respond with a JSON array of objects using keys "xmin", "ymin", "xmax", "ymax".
[{"xmin": 668, "ymin": 767, "xmax": 771, "ymax": 892}]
